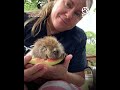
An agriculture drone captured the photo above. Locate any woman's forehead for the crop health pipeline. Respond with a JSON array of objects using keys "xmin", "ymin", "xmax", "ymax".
[{"xmin": 69, "ymin": 0, "xmax": 86, "ymax": 10}]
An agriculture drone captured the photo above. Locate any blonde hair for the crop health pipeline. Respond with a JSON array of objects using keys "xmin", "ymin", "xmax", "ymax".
[
  {"xmin": 24, "ymin": 0, "xmax": 93, "ymax": 36},
  {"xmin": 86, "ymin": 0, "xmax": 93, "ymax": 10},
  {"xmin": 24, "ymin": 1, "xmax": 54, "ymax": 36}
]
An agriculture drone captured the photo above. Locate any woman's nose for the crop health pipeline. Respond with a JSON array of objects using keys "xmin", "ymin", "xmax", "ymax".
[{"xmin": 65, "ymin": 11, "xmax": 73, "ymax": 19}]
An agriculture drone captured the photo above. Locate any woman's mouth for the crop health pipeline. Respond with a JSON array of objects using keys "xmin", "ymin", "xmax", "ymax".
[{"xmin": 59, "ymin": 16, "xmax": 68, "ymax": 25}]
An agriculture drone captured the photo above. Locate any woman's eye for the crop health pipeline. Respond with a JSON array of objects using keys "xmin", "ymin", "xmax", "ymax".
[
  {"xmin": 75, "ymin": 12, "xmax": 81, "ymax": 17},
  {"xmin": 65, "ymin": 2, "xmax": 72, "ymax": 8}
]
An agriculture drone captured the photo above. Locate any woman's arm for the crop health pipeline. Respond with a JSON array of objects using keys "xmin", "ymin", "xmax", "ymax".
[{"xmin": 62, "ymin": 71, "xmax": 85, "ymax": 87}]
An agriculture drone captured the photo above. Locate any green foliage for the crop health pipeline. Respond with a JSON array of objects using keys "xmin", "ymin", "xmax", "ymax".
[
  {"xmin": 85, "ymin": 31, "xmax": 96, "ymax": 55},
  {"xmin": 86, "ymin": 43, "xmax": 96, "ymax": 55},
  {"xmin": 86, "ymin": 31, "xmax": 96, "ymax": 44},
  {"xmin": 24, "ymin": 1, "xmax": 38, "ymax": 12},
  {"xmin": 24, "ymin": 0, "xmax": 47, "ymax": 12},
  {"xmin": 86, "ymin": 31, "xmax": 96, "ymax": 38}
]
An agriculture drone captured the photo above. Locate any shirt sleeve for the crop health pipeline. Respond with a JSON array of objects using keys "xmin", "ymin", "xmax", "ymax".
[
  {"xmin": 24, "ymin": 13, "xmax": 32, "ymax": 54},
  {"xmin": 24, "ymin": 13, "xmax": 29, "ymax": 22},
  {"xmin": 24, "ymin": 12, "xmax": 30, "ymax": 36}
]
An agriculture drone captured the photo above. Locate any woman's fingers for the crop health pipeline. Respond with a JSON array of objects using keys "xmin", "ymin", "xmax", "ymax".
[
  {"xmin": 24, "ymin": 64, "xmax": 44, "ymax": 77},
  {"xmin": 63, "ymin": 54, "xmax": 73, "ymax": 69},
  {"xmin": 25, "ymin": 64, "xmax": 33, "ymax": 69},
  {"xmin": 24, "ymin": 64, "xmax": 47, "ymax": 82},
  {"xmin": 29, "ymin": 67, "xmax": 47, "ymax": 81},
  {"xmin": 24, "ymin": 55, "xmax": 32, "ymax": 66}
]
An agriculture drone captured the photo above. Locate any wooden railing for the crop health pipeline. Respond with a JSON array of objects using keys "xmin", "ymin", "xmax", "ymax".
[
  {"xmin": 85, "ymin": 55, "xmax": 96, "ymax": 90},
  {"xmin": 86, "ymin": 55, "xmax": 96, "ymax": 61}
]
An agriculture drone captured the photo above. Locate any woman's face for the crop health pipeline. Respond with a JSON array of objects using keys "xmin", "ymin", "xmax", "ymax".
[{"xmin": 50, "ymin": 0, "xmax": 86, "ymax": 32}]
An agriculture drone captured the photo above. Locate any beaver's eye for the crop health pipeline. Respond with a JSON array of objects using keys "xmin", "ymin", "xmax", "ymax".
[{"xmin": 53, "ymin": 50, "xmax": 59, "ymax": 55}]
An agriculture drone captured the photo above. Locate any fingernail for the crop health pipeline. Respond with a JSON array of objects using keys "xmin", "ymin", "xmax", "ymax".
[
  {"xmin": 24, "ymin": 55, "xmax": 31, "ymax": 60},
  {"xmin": 68, "ymin": 54, "xmax": 73, "ymax": 58}
]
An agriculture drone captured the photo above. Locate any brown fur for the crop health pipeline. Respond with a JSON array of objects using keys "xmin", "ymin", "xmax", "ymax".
[{"xmin": 32, "ymin": 36, "xmax": 66, "ymax": 60}]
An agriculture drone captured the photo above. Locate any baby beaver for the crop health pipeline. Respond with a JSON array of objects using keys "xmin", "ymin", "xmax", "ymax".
[{"xmin": 31, "ymin": 36, "xmax": 66, "ymax": 61}]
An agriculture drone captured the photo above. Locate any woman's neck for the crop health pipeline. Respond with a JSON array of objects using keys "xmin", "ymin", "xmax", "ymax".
[{"xmin": 46, "ymin": 17, "xmax": 59, "ymax": 35}]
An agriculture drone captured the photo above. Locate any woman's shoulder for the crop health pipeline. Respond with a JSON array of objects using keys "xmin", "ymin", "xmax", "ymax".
[
  {"xmin": 73, "ymin": 26, "xmax": 87, "ymax": 39},
  {"xmin": 67, "ymin": 26, "xmax": 87, "ymax": 43}
]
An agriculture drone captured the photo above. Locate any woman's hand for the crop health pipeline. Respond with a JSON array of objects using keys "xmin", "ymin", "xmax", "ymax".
[
  {"xmin": 42, "ymin": 54, "xmax": 73, "ymax": 79},
  {"xmin": 24, "ymin": 55, "xmax": 47, "ymax": 82}
]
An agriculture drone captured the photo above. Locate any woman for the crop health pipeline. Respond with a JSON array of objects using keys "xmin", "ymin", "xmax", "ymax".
[{"xmin": 24, "ymin": 0, "xmax": 93, "ymax": 90}]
